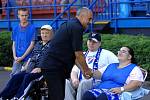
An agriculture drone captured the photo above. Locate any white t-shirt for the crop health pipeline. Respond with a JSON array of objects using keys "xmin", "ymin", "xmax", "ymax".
[
  {"xmin": 72, "ymin": 49, "xmax": 119, "ymax": 80},
  {"xmin": 99, "ymin": 65, "xmax": 144, "ymax": 85}
]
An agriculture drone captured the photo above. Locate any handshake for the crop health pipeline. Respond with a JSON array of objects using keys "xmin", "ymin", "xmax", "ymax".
[
  {"xmin": 82, "ymin": 68, "xmax": 101, "ymax": 79},
  {"xmin": 82, "ymin": 67, "xmax": 93, "ymax": 79}
]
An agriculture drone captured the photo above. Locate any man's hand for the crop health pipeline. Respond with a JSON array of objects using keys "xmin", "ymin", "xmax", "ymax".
[
  {"xmin": 71, "ymin": 78, "xmax": 80, "ymax": 89},
  {"xmin": 83, "ymin": 68, "xmax": 93, "ymax": 79},
  {"xmin": 93, "ymin": 70, "xmax": 101, "ymax": 79},
  {"xmin": 74, "ymin": 51, "xmax": 93, "ymax": 79},
  {"xmin": 15, "ymin": 57, "xmax": 24, "ymax": 63},
  {"xmin": 109, "ymin": 87, "xmax": 122, "ymax": 94}
]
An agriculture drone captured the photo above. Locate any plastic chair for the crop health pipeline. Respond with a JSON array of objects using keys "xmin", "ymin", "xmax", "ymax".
[{"xmin": 140, "ymin": 67, "xmax": 148, "ymax": 81}]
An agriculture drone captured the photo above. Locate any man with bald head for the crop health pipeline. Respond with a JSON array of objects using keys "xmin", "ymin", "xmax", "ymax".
[
  {"xmin": 76, "ymin": 7, "xmax": 93, "ymax": 29},
  {"xmin": 34, "ymin": 7, "xmax": 93, "ymax": 100}
]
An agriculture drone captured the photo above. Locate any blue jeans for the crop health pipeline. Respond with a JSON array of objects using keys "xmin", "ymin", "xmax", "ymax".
[
  {"xmin": 0, "ymin": 71, "xmax": 42, "ymax": 99},
  {"xmin": 11, "ymin": 61, "xmax": 27, "ymax": 77}
]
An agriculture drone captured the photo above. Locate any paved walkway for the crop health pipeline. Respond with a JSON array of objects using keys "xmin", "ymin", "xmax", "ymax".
[
  {"xmin": 0, "ymin": 70, "xmax": 150, "ymax": 99},
  {"xmin": 0, "ymin": 71, "xmax": 11, "ymax": 93}
]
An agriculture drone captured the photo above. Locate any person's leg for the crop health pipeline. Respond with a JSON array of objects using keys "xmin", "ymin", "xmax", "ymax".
[
  {"xmin": 11, "ymin": 61, "xmax": 27, "ymax": 77},
  {"xmin": 76, "ymin": 79, "xmax": 93, "ymax": 100},
  {"xmin": 11, "ymin": 61, "xmax": 23, "ymax": 77},
  {"xmin": 82, "ymin": 91, "xmax": 96, "ymax": 100},
  {"xmin": 96, "ymin": 93, "xmax": 108, "ymax": 100},
  {"xmin": 15, "ymin": 73, "xmax": 42, "ymax": 98},
  {"xmin": 0, "ymin": 71, "xmax": 26, "ymax": 99},
  {"xmin": 64, "ymin": 79, "xmax": 76, "ymax": 100},
  {"xmin": 43, "ymin": 69, "xmax": 65, "ymax": 100}
]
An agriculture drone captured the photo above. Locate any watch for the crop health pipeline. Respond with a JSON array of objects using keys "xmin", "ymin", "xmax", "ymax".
[{"xmin": 120, "ymin": 87, "xmax": 125, "ymax": 92}]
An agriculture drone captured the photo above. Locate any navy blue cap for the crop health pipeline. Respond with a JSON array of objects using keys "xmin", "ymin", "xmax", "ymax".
[{"xmin": 88, "ymin": 33, "xmax": 101, "ymax": 42}]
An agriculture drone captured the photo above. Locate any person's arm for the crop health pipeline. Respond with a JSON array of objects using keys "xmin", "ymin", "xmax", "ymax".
[
  {"xmin": 123, "ymin": 67, "xmax": 144, "ymax": 92},
  {"xmin": 12, "ymin": 41, "xmax": 17, "ymax": 60},
  {"xmin": 110, "ymin": 80, "xmax": 142, "ymax": 94},
  {"xmin": 75, "ymin": 51, "xmax": 93, "ymax": 79},
  {"xmin": 22, "ymin": 41, "xmax": 35, "ymax": 59},
  {"xmin": 70, "ymin": 66, "xmax": 79, "ymax": 81},
  {"xmin": 70, "ymin": 68, "xmax": 80, "ymax": 88},
  {"xmin": 110, "ymin": 67, "xmax": 143, "ymax": 94},
  {"xmin": 17, "ymin": 41, "xmax": 35, "ymax": 62},
  {"xmin": 123, "ymin": 80, "xmax": 142, "ymax": 92}
]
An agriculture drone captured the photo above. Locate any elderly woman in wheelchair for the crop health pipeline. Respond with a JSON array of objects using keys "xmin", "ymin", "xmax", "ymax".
[
  {"xmin": 82, "ymin": 46, "xmax": 149, "ymax": 100},
  {"xmin": 0, "ymin": 25, "xmax": 53, "ymax": 100}
]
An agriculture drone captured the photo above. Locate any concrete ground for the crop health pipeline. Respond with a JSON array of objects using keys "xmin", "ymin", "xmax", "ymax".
[
  {"xmin": 0, "ymin": 71, "xmax": 11, "ymax": 93},
  {"xmin": 0, "ymin": 70, "xmax": 150, "ymax": 100}
]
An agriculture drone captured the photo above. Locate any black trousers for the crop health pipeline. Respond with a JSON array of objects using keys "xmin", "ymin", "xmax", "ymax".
[
  {"xmin": 0, "ymin": 71, "xmax": 42, "ymax": 99},
  {"xmin": 42, "ymin": 69, "xmax": 65, "ymax": 100},
  {"xmin": 82, "ymin": 90, "xmax": 108, "ymax": 100}
]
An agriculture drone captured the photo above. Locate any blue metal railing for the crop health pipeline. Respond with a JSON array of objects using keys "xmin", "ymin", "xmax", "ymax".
[
  {"xmin": 0, "ymin": 0, "xmax": 93, "ymax": 30},
  {"xmin": 50, "ymin": 0, "xmax": 78, "ymax": 29},
  {"xmin": 0, "ymin": 0, "xmax": 149, "ymax": 33}
]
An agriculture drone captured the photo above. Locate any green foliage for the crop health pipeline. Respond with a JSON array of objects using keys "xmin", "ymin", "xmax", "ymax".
[
  {"xmin": 0, "ymin": 32, "xmax": 150, "ymax": 71},
  {"xmin": 83, "ymin": 34, "xmax": 150, "ymax": 70},
  {"xmin": 0, "ymin": 31, "xmax": 13, "ymax": 66}
]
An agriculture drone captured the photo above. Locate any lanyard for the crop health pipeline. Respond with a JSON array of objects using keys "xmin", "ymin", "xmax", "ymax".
[{"xmin": 79, "ymin": 48, "xmax": 102, "ymax": 81}]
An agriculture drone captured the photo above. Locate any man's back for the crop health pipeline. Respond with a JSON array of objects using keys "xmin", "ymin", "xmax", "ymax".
[{"xmin": 39, "ymin": 18, "xmax": 84, "ymax": 71}]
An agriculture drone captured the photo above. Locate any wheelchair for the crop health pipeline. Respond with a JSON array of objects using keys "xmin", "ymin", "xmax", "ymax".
[
  {"xmin": 19, "ymin": 76, "xmax": 48, "ymax": 100},
  {"xmin": 18, "ymin": 67, "xmax": 149, "ymax": 100}
]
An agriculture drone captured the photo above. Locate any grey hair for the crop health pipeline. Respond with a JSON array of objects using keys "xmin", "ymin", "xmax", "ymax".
[{"xmin": 76, "ymin": 7, "xmax": 90, "ymax": 16}]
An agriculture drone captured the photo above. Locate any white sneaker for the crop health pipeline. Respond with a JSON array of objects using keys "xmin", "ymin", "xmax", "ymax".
[{"xmin": 11, "ymin": 97, "xmax": 18, "ymax": 100}]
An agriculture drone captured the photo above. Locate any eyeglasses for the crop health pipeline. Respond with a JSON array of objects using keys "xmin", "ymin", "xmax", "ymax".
[{"xmin": 118, "ymin": 50, "xmax": 129, "ymax": 54}]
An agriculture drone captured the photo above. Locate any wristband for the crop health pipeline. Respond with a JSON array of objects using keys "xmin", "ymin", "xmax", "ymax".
[{"xmin": 120, "ymin": 87, "xmax": 125, "ymax": 92}]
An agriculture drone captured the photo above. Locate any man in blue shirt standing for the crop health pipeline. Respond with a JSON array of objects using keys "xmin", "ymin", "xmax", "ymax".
[{"xmin": 11, "ymin": 8, "xmax": 36, "ymax": 76}]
